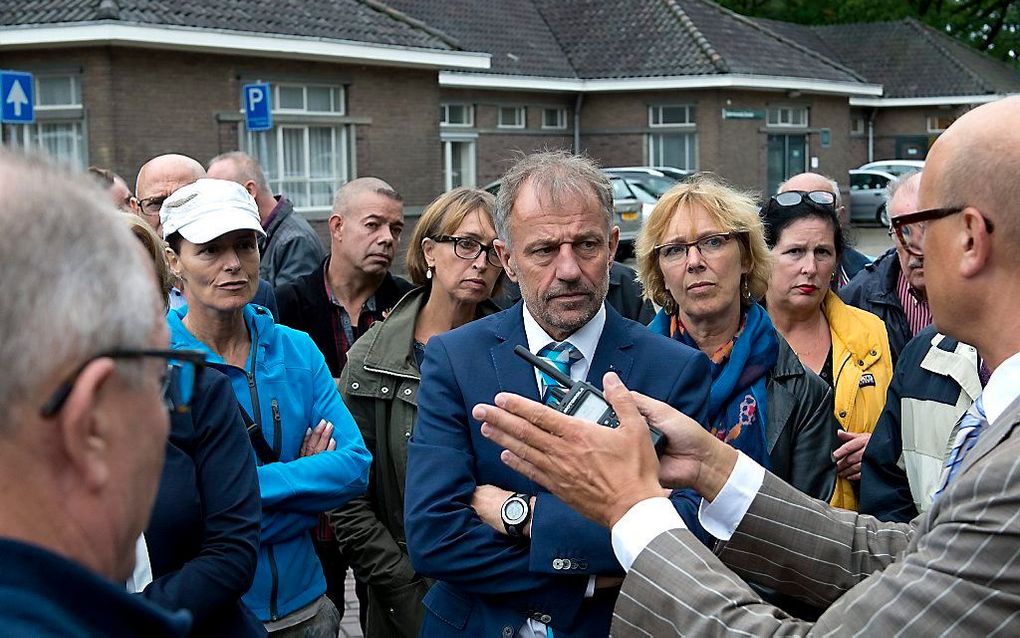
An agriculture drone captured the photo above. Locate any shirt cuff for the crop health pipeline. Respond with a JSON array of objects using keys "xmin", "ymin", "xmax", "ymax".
[
  {"xmin": 611, "ymin": 497, "xmax": 685, "ymax": 572},
  {"xmin": 584, "ymin": 576, "xmax": 596, "ymax": 598},
  {"xmin": 698, "ymin": 451, "xmax": 765, "ymax": 541}
]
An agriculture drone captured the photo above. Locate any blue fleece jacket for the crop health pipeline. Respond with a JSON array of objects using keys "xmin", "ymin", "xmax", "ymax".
[{"xmin": 168, "ymin": 304, "xmax": 371, "ymax": 622}]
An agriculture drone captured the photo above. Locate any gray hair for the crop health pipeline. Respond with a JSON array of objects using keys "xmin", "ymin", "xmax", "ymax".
[
  {"xmin": 885, "ymin": 170, "xmax": 922, "ymax": 209},
  {"xmin": 208, "ymin": 151, "xmax": 271, "ymax": 195},
  {"xmin": 0, "ymin": 152, "xmax": 159, "ymax": 418},
  {"xmin": 494, "ymin": 151, "xmax": 613, "ymax": 248},
  {"xmin": 332, "ymin": 177, "xmax": 403, "ymax": 217}
]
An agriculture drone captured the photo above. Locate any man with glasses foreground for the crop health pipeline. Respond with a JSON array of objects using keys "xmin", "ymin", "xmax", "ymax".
[
  {"xmin": 403, "ymin": 151, "xmax": 710, "ymax": 637},
  {"xmin": 0, "ymin": 151, "xmax": 190, "ymax": 635},
  {"xmin": 474, "ymin": 97, "xmax": 1020, "ymax": 635}
]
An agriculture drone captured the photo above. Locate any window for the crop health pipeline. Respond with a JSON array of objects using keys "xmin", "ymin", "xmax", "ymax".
[
  {"xmin": 851, "ymin": 116, "xmax": 865, "ymax": 135},
  {"xmin": 244, "ymin": 83, "xmax": 351, "ymax": 214},
  {"xmin": 442, "ymin": 139, "xmax": 476, "ymax": 190},
  {"xmin": 498, "ymin": 106, "xmax": 526, "ymax": 129},
  {"xmin": 648, "ymin": 133, "xmax": 697, "ymax": 170},
  {"xmin": 767, "ymin": 106, "xmax": 809, "ymax": 128},
  {"xmin": 649, "ymin": 105, "xmax": 695, "ymax": 127},
  {"xmin": 441, "ymin": 103, "xmax": 473, "ymax": 127},
  {"xmin": 542, "ymin": 108, "xmax": 567, "ymax": 129},
  {"xmin": 926, "ymin": 114, "xmax": 955, "ymax": 133},
  {"xmin": 2, "ymin": 74, "xmax": 86, "ymax": 169}
]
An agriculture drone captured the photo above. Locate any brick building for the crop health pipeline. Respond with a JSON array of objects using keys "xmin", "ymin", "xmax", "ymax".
[{"xmin": 2, "ymin": 0, "xmax": 1018, "ymax": 216}]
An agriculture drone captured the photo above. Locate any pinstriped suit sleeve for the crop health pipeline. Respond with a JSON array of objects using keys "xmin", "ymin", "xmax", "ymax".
[{"xmin": 612, "ymin": 433, "xmax": 1020, "ymax": 636}]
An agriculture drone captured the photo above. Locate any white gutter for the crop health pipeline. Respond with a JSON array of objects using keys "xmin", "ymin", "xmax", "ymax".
[
  {"xmin": 440, "ymin": 71, "xmax": 883, "ymax": 97},
  {"xmin": 0, "ymin": 23, "xmax": 491, "ymax": 70},
  {"xmin": 850, "ymin": 94, "xmax": 1016, "ymax": 107}
]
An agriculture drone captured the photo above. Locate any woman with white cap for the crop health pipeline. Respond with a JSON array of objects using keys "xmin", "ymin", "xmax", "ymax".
[{"xmin": 162, "ymin": 178, "xmax": 371, "ymax": 636}]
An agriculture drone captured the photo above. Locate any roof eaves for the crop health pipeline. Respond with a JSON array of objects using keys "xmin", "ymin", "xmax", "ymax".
[
  {"xmin": 696, "ymin": 0, "xmax": 866, "ymax": 83},
  {"xmin": 357, "ymin": 0, "xmax": 463, "ymax": 51},
  {"xmin": 662, "ymin": 0, "xmax": 728, "ymax": 73}
]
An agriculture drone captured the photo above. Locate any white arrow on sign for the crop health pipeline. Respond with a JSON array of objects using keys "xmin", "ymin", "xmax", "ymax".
[{"xmin": 6, "ymin": 79, "xmax": 28, "ymax": 117}]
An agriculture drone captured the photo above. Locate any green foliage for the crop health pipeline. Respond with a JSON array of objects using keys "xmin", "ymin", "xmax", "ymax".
[{"xmin": 718, "ymin": 0, "xmax": 1018, "ymax": 66}]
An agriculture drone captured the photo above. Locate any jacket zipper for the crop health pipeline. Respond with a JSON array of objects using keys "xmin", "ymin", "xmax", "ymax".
[
  {"xmin": 271, "ymin": 399, "xmax": 282, "ymax": 458},
  {"xmin": 267, "ymin": 546, "xmax": 280, "ymax": 621}
]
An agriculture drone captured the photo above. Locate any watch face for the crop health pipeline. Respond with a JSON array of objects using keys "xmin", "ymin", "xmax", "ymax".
[{"xmin": 504, "ymin": 499, "xmax": 526, "ymax": 522}]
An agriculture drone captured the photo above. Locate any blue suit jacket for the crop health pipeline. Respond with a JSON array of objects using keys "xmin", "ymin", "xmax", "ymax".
[{"xmin": 405, "ymin": 302, "xmax": 710, "ymax": 637}]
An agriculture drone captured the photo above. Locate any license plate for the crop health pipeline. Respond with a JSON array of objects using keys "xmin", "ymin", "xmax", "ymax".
[{"xmin": 621, "ymin": 212, "xmax": 638, "ymax": 221}]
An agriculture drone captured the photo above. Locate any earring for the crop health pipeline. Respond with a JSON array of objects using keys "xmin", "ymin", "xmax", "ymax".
[
  {"xmin": 741, "ymin": 276, "xmax": 751, "ymax": 303},
  {"xmin": 426, "ymin": 266, "xmax": 433, "ymax": 280}
]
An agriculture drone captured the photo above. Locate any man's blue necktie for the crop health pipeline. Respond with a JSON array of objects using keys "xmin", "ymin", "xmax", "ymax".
[
  {"xmin": 537, "ymin": 341, "xmax": 582, "ymax": 406},
  {"xmin": 933, "ymin": 395, "xmax": 988, "ymax": 500}
]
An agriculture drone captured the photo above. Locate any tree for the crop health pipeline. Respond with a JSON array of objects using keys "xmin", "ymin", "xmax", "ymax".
[{"xmin": 718, "ymin": 0, "xmax": 1019, "ymax": 66}]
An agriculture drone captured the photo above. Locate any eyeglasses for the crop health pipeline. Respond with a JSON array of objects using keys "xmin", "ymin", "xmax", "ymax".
[
  {"xmin": 40, "ymin": 349, "xmax": 206, "ymax": 418},
  {"xmin": 890, "ymin": 205, "xmax": 994, "ymax": 257},
  {"xmin": 137, "ymin": 194, "xmax": 169, "ymax": 219},
  {"xmin": 434, "ymin": 235, "xmax": 502, "ymax": 267},
  {"xmin": 654, "ymin": 232, "xmax": 737, "ymax": 264},
  {"xmin": 770, "ymin": 190, "xmax": 837, "ymax": 209}
]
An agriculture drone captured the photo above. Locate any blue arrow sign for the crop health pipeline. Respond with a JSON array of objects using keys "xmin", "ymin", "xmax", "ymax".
[
  {"xmin": 243, "ymin": 82, "xmax": 272, "ymax": 132},
  {"xmin": 1, "ymin": 70, "xmax": 35, "ymax": 124}
]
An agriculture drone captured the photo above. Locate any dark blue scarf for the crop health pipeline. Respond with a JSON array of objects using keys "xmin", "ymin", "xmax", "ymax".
[{"xmin": 650, "ymin": 303, "xmax": 778, "ymax": 468}]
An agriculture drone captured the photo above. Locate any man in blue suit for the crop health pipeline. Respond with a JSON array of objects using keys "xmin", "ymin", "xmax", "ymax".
[{"xmin": 404, "ymin": 151, "xmax": 711, "ymax": 637}]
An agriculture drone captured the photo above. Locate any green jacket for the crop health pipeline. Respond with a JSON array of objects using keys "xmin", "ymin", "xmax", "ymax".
[{"xmin": 329, "ymin": 286, "xmax": 498, "ymax": 637}]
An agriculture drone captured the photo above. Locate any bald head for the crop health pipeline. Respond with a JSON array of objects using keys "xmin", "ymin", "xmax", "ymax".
[
  {"xmin": 134, "ymin": 154, "xmax": 205, "ymax": 233},
  {"xmin": 332, "ymin": 177, "xmax": 402, "ymax": 218},
  {"xmin": 779, "ymin": 172, "xmax": 842, "ymax": 208}
]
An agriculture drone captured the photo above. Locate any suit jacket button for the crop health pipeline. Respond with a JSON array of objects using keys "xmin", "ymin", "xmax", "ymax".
[
  {"xmin": 540, "ymin": 614, "xmax": 552, "ymax": 623},
  {"xmin": 569, "ymin": 559, "xmax": 579, "ymax": 569},
  {"xmin": 579, "ymin": 560, "xmax": 589, "ymax": 570},
  {"xmin": 552, "ymin": 558, "xmax": 562, "ymax": 570}
]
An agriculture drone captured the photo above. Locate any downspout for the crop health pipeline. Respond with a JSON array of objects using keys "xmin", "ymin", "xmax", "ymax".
[
  {"xmin": 867, "ymin": 107, "xmax": 877, "ymax": 163},
  {"xmin": 573, "ymin": 93, "xmax": 583, "ymax": 153}
]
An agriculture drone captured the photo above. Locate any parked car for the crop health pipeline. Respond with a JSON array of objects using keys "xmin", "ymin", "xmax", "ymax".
[
  {"xmin": 605, "ymin": 166, "xmax": 692, "ymax": 197},
  {"xmin": 858, "ymin": 159, "xmax": 924, "ymax": 177},
  {"xmin": 849, "ymin": 169, "xmax": 896, "ymax": 225}
]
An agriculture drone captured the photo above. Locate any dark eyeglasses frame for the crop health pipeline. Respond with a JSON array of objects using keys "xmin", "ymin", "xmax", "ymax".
[
  {"xmin": 890, "ymin": 206, "xmax": 994, "ymax": 257},
  {"xmin": 40, "ymin": 349, "xmax": 207, "ymax": 418},
  {"xmin": 434, "ymin": 235, "xmax": 502, "ymax": 267},
  {"xmin": 654, "ymin": 232, "xmax": 739, "ymax": 262},
  {"xmin": 137, "ymin": 194, "xmax": 169, "ymax": 218}
]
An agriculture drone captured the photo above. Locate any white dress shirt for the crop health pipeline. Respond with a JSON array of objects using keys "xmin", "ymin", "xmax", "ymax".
[
  {"xmin": 518, "ymin": 302, "xmax": 606, "ymax": 638},
  {"xmin": 611, "ymin": 349, "xmax": 1020, "ymax": 573}
]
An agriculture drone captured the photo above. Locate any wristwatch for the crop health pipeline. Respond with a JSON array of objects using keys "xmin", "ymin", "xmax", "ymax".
[{"xmin": 501, "ymin": 492, "xmax": 533, "ymax": 538}]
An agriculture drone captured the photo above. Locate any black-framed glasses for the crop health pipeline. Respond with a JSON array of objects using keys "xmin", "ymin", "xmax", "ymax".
[
  {"xmin": 654, "ymin": 232, "xmax": 738, "ymax": 264},
  {"xmin": 40, "ymin": 349, "xmax": 206, "ymax": 418},
  {"xmin": 137, "ymin": 194, "xmax": 169, "ymax": 218},
  {"xmin": 434, "ymin": 235, "xmax": 502, "ymax": 267},
  {"xmin": 771, "ymin": 190, "xmax": 836, "ymax": 209},
  {"xmin": 890, "ymin": 205, "xmax": 994, "ymax": 257}
]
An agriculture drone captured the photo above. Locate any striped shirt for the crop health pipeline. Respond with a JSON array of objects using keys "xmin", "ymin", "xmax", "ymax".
[{"xmin": 896, "ymin": 270, "xmax": 931, "ymax": 336}]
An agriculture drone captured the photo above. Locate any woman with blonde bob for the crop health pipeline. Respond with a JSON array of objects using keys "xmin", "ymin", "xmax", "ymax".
[
  {"xmin": 330, "ymin": 187, "xmax": 503, "ymax": 638},
  {"xmin": 636, "ymin": 173, "xmax": 837, "ymax": 504}
]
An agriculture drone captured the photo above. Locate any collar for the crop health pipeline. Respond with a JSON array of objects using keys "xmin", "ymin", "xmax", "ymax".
[
  {"xmin": 323, "ymin": 256, "xmax": 378, "ymax": 313},
  {"xmin": 522, "ymin": 300, "xmax": 606, "ymax": 365},
  {"xmin": 261, "ymin": 195, "xmax": 288, "ymax": 230},
  {"xmin": 981, "ymin": 351, "xmax": 1020, "ymax": 426}
]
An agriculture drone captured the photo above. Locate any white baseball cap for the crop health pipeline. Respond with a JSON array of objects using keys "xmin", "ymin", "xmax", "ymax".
[{"xmin": 160, "ymin": 178, "xmax": 266, "ymax": 243}]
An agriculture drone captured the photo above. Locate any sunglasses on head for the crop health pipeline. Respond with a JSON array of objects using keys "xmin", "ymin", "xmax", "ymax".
[{"xmin": 771, "ymin": 190, "xmax": 836, "ymax": 209}]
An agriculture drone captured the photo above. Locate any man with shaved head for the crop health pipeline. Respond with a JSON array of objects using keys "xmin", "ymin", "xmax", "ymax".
[
  {"xmin": 474, "ymin": 97, "xmax": 1020, "ymax": 635},
  {"xmin": 208, "ymin": 151, "xmax": 323, "ymax": 288},
  {"xmin": 275, "ymin": 177, "xmax": 413, "ymax": 618},
  {"xmin": 133, "ymin": 154, "xmax": 206, "ymax": 236},
  {"xmin": 779, "ymin": 172, "xmax": 872, "ymax": 288}
]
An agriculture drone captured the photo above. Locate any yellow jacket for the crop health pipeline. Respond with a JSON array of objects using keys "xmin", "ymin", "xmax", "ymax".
[{"xmin": 823, "ymin": 291, "xmax": 893, "ymax": 510}]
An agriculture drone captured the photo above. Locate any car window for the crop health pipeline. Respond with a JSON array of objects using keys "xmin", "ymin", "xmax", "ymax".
[
  {"xmin": 626, "ymin": 180, "xmax": 658, "ymax": 203},
  {"xmin": 610, "ymin": 178, "xmax": 634, "ymax": 200},
  {"xmin": 850, "ymin": 174, "xmax": 865, "ymax": 190}
]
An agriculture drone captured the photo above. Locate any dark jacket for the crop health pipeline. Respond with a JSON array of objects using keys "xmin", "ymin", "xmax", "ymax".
[
  {"xmin": 859, "ymin": 326, "xmax": 981, "ymax": 522},
  {"xmin": 275, "ymin": 257, "xmax": 415, "ymax": 376},
  {"xmin": 330, "ymin": 286, "xmax": 499, "ymax": 637},
  {"xmin": 259, "ymin": 197, "xmax": 324, "ymax": 289},
  {"xmin": 493, "ymin": 261, "xmax": 655, "ymax": 323},
  {"xmin": 840, "ymin": 248, "xmax": 913, "ymax": 363},
  {"xmin": 0, "ymin": 539, "xmax": 191, "ymax": 637},
  {"xmin": 838, "ymin": 247, "xmax": 872, "ymax": 288},
  {"xmin": 143, "ymin": 367, "xmax": 264, "ymax": 637}
]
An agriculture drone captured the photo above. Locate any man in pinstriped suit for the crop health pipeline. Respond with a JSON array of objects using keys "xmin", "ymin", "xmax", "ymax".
[{"xmin": 473, "ymin": 96, "xmax": 1020, "ymax": 635}]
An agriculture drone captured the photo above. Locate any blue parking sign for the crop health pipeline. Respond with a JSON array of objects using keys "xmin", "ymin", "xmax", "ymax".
[
  {"xmin": 1, "ymin": 71, "xmax": 35, "ymax": 124},
  {"xmin": 243, "ymin": 83, "xmax": 272, "ymax": 132}
]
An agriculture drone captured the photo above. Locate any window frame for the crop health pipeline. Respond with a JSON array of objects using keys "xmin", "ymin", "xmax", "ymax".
[
  {"xmin": 648, "ymin": 105, "xmax": 696, "ymax": 128},
  {"xmin": 440, "ymin": 103, "xmax": 474, "ymax": 127},
  {"xmin": 541, "ymin": 107, "xmax": 567, "ymax": 130},
  {"xmin": 767, "ymin": 106, "xmax": 809, "ymax": 128},
  {"xmin": 926, "ymin": 114, "xmax": 954, "ymax": 133},
  {"xmin": 1, "ymin": 73, "xmax": 87, "ymax": 169},
  {"xmin": 497, "ymin": 106, "xmax": 527, "ymax": 129},
  {"xmin": 647, "ymin": 132, "xmax": 698, "ymax": 171}
]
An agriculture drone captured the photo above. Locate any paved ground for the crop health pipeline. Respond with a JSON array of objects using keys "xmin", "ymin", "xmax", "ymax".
[
  {"xmin": 852, "ymin": 224, "xmax": 895, "ymax": 259},
  {"xmin": 338, "ymin": 572, "xmax": 363, "ymax": 637}
]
